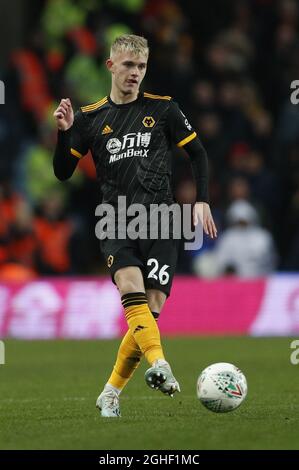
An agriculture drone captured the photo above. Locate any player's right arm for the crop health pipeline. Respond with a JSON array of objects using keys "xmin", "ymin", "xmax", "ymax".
[{"xmin": 53, "ymin": 98, "xmax": 87, "ymax": 180}]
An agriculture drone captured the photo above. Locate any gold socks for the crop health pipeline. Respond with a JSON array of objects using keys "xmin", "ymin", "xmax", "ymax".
[
  {"xmin": 122, "ymin": 292, "xmax": 164, "ymax": 365},
  {"xmin": 107, "ymin": 329, "xmax": 142, "ymax": 390}
]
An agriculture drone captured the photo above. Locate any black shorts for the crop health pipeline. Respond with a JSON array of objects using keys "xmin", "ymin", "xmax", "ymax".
[{"xmin": 100, "ymin": 236, "xmax": 179, "ymax": 297}]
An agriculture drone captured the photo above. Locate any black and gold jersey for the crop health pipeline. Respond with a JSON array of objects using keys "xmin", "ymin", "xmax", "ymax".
[{"xmin": 70, "ymin": 92, "xmax": 197, "ymax": 206}]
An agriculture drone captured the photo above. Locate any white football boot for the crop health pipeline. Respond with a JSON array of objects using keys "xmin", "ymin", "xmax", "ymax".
[
  {"xmin": 145, "ymin": 359, "xmax": 181, "ymax": 397},
  {"xmin": 96, "ymin": 387, "xmax": 121, "ymax": 417}
]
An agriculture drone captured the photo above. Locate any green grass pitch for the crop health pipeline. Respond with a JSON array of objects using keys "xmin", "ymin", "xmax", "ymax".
[{"xmin": 0, "ymin": 337, "xmax": 298, "ymax": 450}]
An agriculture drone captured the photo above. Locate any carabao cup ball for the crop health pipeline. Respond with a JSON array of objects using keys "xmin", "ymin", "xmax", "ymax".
[{"xmin": 197, "ymin": 362, "xmax": 247, "ymax": 413}]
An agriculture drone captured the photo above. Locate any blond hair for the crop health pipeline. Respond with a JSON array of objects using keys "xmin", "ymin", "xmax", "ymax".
[{"xmin": 110, "ymin": 34, "xmax": 149, "ymax": 58}]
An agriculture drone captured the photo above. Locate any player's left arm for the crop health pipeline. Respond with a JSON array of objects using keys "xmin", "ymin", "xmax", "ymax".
[
  {"xmin": 183, "ymin": 137, "xmax": 217, "ymax": 239},
  {"xmin": 168, "ymin": 100, "xmax": 217, "ymax": 239}
]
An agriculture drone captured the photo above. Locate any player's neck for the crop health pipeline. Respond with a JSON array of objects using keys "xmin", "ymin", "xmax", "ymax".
[{"xmin": 110, "ymin": 88, "xmax": 139, "ymax": 105}]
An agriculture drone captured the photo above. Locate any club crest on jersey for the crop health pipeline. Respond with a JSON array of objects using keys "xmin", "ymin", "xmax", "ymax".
[
  {"xmin": 142, "ymin": 116, "xmax": 155, "ymax": 128},
  {"xmin": 107, "ymin": 255, "xmax": 114, "ymax": 267},
  {"xmin": 106, "ymin": 138, "xmax": 122, "ymax": 154},
  {"xmin": 102, "ymin": 124, "xmax": 113, "ymax": 135}
]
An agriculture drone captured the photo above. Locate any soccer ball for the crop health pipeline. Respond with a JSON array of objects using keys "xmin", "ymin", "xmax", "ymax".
[{"xmin": 197, "ymin": 362, "xmax": 247, "ymax": 413}]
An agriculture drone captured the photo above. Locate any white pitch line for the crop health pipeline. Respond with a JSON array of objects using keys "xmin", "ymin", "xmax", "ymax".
[{"xmin": 0, "ymin": 394, "xmax": 193, "ymax": 404}]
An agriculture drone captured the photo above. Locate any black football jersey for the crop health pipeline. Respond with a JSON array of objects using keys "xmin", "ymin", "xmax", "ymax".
[{"xmin": 70, "ymin": 92, "xmax": 197, "ymax": 206}]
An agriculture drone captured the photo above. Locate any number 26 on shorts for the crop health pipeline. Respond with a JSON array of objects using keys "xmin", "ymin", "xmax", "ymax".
[{"xmin": 147, "ymin": 258, "xmax": 170, "ymax": 285}]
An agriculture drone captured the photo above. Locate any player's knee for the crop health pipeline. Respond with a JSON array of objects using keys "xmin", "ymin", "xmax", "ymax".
[
  {"xmin": 118, "ymin": 280, "xmax": 142, "ymax": 296},
  {"xmin": 114, "ymin": 268, "xmax": 144, "ymax": 296}
]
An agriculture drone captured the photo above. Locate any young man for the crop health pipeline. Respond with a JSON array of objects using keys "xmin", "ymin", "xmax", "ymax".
[{"xmin": 53, "ymin": 34, "xmax": 217, "ymax": 417}]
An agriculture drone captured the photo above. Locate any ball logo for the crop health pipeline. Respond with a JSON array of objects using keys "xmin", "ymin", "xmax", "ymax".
[
  {"xmin": 142, "ymin": 116, "xmax": 155, "ymax": 128},
  {"xmin": 106, "ymin": 138, "xmax": 122, "ymax": 154}
]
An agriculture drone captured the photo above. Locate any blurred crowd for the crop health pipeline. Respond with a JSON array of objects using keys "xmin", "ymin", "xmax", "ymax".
[{"xmin": 1, "ymin": 0, "xmax": 299, "ymax": 280}]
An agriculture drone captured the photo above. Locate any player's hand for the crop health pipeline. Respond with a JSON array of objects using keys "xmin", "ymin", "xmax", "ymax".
[
  {"xmin": 53, "ymin": 98, "xmax": 74, "ymax": 131},
  {"xmin": 193, "ymin": 202, "xmax": 218, "ymax": 239}
]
